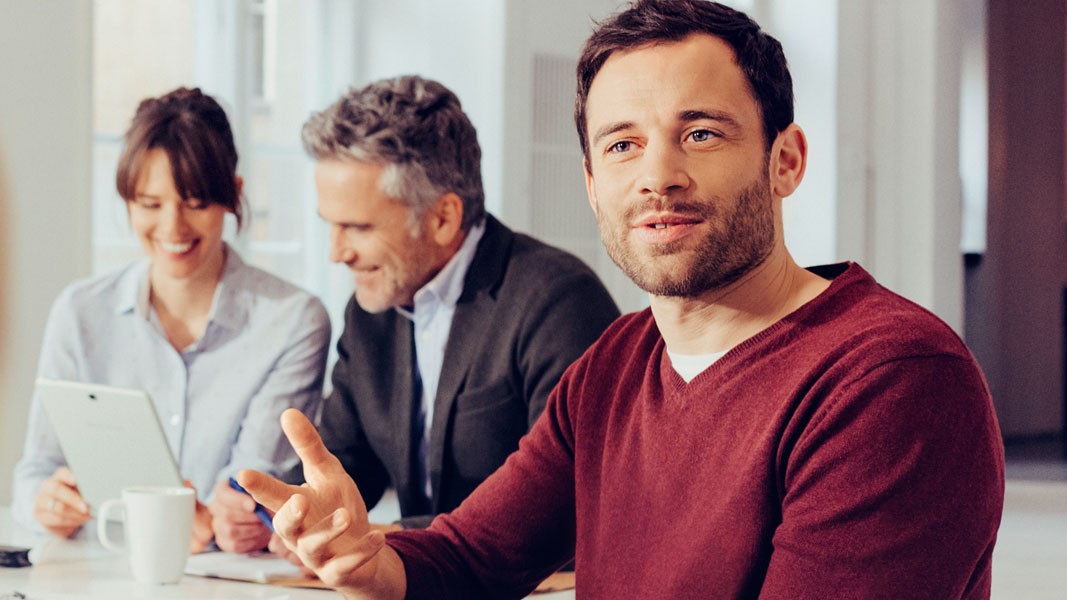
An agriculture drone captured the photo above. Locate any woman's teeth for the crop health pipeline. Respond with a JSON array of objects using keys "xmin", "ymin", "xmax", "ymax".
[{"xmin": 161, "ymin": 241, "xmax": 193, "ymax": 253}]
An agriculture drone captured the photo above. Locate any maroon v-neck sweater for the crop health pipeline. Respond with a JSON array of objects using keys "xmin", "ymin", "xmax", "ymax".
[{"xmin": 389, "ymin": 263, "xmax": 1004, "ymax": 599}]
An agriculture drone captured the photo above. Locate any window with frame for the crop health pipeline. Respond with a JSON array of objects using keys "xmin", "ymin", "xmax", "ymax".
[{"xmin": 92, "ymin": 0, "xmax": 357, "ymax": 347}]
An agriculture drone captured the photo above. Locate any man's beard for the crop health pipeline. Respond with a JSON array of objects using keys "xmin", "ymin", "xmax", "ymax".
[{"xmin": 599, "ymin": 179, "xmax": 776, "ymax": 298}]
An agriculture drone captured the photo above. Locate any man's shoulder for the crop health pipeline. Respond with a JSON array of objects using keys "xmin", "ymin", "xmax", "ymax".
[
  {"xmin": 804, "ymin": 262, "xmax": 973, "ymax": 364},
  {"xmin": 472, "ymin": 216, "xmax": 616, "ymax": 307},
  {"xmin": 499, "ymin": 228, "xmax": 600, "ymax": 283}
]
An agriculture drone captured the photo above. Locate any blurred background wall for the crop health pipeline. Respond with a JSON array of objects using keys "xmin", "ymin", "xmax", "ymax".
[{"xmin": 0, "ymin": 2, "xmax": 92, "ymax": 505}]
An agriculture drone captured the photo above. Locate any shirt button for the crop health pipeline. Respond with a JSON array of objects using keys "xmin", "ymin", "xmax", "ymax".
[{"xmin": 170, "ymin": 414, "xmax": 181, "ymax": 426}]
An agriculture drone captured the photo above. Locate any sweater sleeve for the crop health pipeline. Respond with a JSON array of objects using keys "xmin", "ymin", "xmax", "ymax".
[
  {"xmin": 759, "ymin": 353, "xmax": 1004, "ymax": 599},
  {"xmin": 386, "ymin": 368, "xmax": 580, "ymax": 599}
]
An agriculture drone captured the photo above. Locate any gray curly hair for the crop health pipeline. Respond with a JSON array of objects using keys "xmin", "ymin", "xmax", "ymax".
[{"xmin": 302, "ymin": 75, "xmax": 485, "ymax": 231}]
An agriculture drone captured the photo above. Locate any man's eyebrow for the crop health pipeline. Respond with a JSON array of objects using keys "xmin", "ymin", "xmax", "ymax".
[
  {"xmin": 591, "ymin": 110, "xmax": 744, "ymax": 147},
  {"xmin": 679, "ymin": 109, "xmax": 742, "ymax": 129},
  {"xmin": 317, "ymin": 211, "xmax": 366, "ymax": 227},
  {"xmin": 591, "ymin": 121, "xmax": 635, "ymax": 147}
]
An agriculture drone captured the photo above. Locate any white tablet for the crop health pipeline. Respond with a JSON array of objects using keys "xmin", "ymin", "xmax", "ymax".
[{"xmin": 36, "ymin": 377, "xmax": 184, "ymax": 514}]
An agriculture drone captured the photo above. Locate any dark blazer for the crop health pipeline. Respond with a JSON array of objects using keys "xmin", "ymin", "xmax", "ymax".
[{"xmin": 315, "ymin": 215, "xmax": 619, "ymax": 528}]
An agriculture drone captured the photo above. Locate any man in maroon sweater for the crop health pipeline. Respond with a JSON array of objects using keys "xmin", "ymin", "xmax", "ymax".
[{"xmin": 239, "ymin": 1, "xmax": 1005, "ymax": 598}]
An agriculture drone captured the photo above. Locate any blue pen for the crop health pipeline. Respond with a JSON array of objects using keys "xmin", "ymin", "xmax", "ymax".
[{"xmin": 228, "ymin": 476, "xmax": 275, "ymax": 532}]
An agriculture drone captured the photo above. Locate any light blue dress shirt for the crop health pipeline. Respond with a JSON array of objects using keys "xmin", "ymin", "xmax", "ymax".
[
  {"xmin": 396, "ymin": 220, "xmax": 485, "ymax": 500},
  {"xmin": 11, "ymin": 245, "xmax": 331, "ymax": 531}
]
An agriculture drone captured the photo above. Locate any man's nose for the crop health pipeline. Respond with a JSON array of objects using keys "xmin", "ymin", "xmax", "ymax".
[
  {"xmin": 640, "ymin": 142, "xmax": 691, "ymax": 196},
  {"xmin": 328, "ymin": 226, "xmax": 356, "ymax": 264}
]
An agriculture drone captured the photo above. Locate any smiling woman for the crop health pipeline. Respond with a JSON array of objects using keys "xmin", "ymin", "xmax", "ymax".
[
  {"xmin": 10, "ymin": 87, "xmax": 332, "ymax": 557},
  {"xmin": 127, "ymin": 150, "xmax": 229, "ymax": 288}
]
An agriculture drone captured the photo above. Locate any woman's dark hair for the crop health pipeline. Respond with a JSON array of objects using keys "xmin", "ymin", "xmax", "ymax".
[
  {"xmin": 116, "ymin": 87, "xmax": 243, "ymax": 227},
  {"xmin": 576, "ymin": 0, "xmax": 794, "ymax": 159}
]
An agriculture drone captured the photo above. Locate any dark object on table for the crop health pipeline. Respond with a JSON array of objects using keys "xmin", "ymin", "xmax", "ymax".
[{"xmin": 0, "ymin": 545, "xmax": 31, "ymax": 568}]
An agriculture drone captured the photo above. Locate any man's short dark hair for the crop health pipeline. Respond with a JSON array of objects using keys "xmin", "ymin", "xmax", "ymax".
[{"xmin": 575, "ymin": 0, "xmax": 794, "ymax": 159}]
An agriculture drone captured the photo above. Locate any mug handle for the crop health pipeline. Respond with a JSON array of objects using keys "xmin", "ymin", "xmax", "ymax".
[{"xmin": 96, "ymin": 498, "xmax": 126, "ymax": 553}]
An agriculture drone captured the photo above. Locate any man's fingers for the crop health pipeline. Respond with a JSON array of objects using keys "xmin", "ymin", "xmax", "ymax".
[
  {"xmin": 272, "ymin": 493, "xmax": 311, "ymax": 542},
  {"xmin": 280, "ymin": 409, "xmax": 343, "ymax": 478},
  {"xmin": 316, "ymin": 530, "xmax": 388, "ymax": 588},
  {"xmin": 269, "ymin": 533, "xmax": 310, "ymax": 572},
  {"xmin": 293, "ymin": 508, "xmax": 352, "ymax": 567},
  {"xmin": 237, "ymin": 469, "xmax": 297, "ymax": 514}
]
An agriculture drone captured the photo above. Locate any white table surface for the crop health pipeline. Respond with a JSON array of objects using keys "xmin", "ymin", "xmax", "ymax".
[{"xmin": 0, "ymin": 506, "xmax": 575, "ymax": 599}]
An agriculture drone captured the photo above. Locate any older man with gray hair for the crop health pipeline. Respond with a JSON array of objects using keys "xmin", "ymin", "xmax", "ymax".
[{"xmin": 279, "ymin": 75, "xmax": 618, "ymax": 533}]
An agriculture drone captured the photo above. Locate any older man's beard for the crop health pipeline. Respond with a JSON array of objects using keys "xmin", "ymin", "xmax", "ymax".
[{"xmin": 598, "ymin": 179, "xmax": 776, "ymax": 298}]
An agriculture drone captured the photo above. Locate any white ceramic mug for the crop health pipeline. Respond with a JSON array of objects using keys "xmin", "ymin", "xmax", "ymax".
[{"xmin": 96, "ymin": 485, "xmax": 195, "ymax": 584}]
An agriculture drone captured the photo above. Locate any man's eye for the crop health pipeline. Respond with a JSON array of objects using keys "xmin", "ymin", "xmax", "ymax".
[
  {"xmin": 136, "ymin": 199, "xmax": 160, "ymax": 209},
  {"xmin": 607, "ymin": 140, "xmax": 632, "ymax": 153},
  {"xmin": 688, "ymin": 129, "xmax": 717, "ymax": 142}
]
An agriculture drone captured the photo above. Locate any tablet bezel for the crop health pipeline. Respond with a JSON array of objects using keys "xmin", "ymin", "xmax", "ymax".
[{"xmin": 36, "ymin": 377, "xmax": 184, "ymax": 514}]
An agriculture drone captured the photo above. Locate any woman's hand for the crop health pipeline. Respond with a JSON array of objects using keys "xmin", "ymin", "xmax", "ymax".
[
  {"xmin": 183, "ymin": 480, "xmax": 216, "ymax": 553},
  {"xmin": 33, "ymin": 466, "xmax": 90, "ymax": 538}
]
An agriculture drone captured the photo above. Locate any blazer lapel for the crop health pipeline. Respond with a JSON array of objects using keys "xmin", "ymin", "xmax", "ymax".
[{"xmin": 425, "ymin": 216, "xmax": 513, "ymax": 508}]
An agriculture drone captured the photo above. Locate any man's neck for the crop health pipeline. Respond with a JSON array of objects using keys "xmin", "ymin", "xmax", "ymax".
[{"xmin": 649, "ymin": 249, "xmax": 831, "ymax": 355}]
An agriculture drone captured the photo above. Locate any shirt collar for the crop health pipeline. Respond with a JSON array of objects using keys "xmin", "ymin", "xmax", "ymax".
[
  {"xmin": 398, "ymin": 219, "xmax": 486, "ymax": 320},
  {"xmin": 114, "ymin": 259, "xmax": 150, "ymax": 317},
  {"xmin": 208, "ymin": 245, "xmax": 247, "ymax": 331},
  {"xmin": 114, "ymin": 243, "xmax": 247, "ymax": 332}
]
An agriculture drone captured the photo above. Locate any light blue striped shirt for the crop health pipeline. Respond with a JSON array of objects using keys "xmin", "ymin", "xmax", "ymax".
[
  {"xmin": 396, "ymin": 219, "xmax": 485, "ymax": 500},
  {"xmin": 11, "ymin": 245, "xmax": 330, "ymax": 530}
]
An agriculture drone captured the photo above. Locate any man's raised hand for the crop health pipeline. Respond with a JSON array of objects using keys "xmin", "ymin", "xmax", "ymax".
[{"xmin": 237, "ymin": 409, "xmax": 404, "ymax": 595}]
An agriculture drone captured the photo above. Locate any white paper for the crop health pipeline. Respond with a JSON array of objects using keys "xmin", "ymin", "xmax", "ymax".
[{"xmin": 184, "ymin": 551, "xmax": 307, "ymax": 584}]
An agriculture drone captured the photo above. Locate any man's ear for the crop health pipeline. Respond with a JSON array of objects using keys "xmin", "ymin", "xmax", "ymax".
[
  {"xmin": 429, "ymin": 192, "xmax": 465, "ymax": 246},
  {"xmin": 584, "ymin": 159, "xmax": 600, "ymax": 217},
  {"xmin": 768, "ymin": 123, "xmax": 807, "ymax": 199}
]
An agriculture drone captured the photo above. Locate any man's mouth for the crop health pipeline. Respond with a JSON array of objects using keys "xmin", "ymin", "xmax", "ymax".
[
  {"xmin": 630, "ymin": 213, "xmax": 702, "ymax": 244},
  {"xmin": 633, "ymin": 213, "xmax": 702, "ymax": 229}
]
